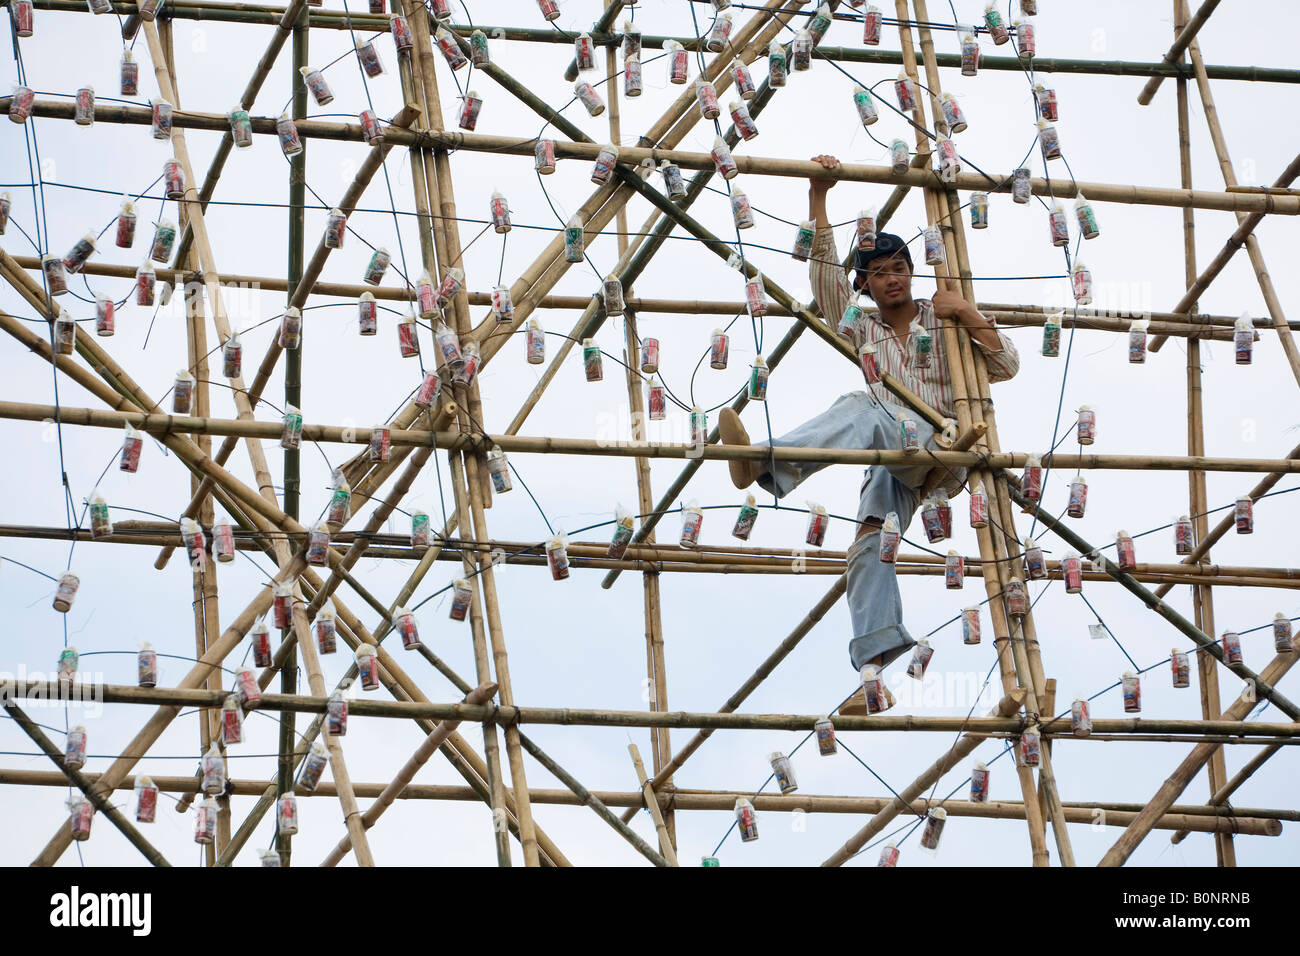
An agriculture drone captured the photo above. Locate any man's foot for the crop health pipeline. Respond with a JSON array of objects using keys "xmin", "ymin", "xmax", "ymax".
[
  {"xmin": 838, "ymin": 682, "xmax": 896, "ymax": 717},
  {"xmin": 718, "ymin": 408, "xmax": 760, "ymax": 490}
]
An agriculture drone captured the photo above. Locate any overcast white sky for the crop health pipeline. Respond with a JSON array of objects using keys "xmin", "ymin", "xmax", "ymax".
[{"xmin": 1, "ymin": 0, "xmax": 1298, "ymax": 867}]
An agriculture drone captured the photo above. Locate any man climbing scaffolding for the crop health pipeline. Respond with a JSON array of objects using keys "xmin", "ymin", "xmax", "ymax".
[{"xmin": 718, "ymin": 154, "xmax": 1021, "ymax": 715}]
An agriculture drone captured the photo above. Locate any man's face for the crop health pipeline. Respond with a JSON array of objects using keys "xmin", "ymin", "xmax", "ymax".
[{"xmin": 863, "ymin": 255, "xmax": 913, "ymax": 308}]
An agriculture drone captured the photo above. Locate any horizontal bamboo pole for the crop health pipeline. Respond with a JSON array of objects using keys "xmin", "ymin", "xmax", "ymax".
[
  {"xmin": 25, "ymin": 1, "xmax": 1300, "ymax": 84},
  {"xmin": 7, "ymin": 400, "xmax": 1300, "ymax": 476},
  {"xmin": 14, "ymin": 681, "xmax": 1298, "ymax": 737},
  {"xmin": 12, "ymin": 98, "xmax": 1298, "ymax": 216},
  {"xmin": 1169, "ymin": 744, "xmax": 1281, "ymax": 844},
  {"xmin": 2, "ymin": 769, "xmax": 1291, "ymax": 828}
]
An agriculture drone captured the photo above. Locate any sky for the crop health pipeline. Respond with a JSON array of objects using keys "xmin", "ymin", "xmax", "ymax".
[{"xmin": 1, "ymin": 0, "xmax": 1298, "ymax": 868}]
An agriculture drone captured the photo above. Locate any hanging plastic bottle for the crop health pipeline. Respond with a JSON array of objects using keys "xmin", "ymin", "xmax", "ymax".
[
  {"xmin": 71, "ymin": 84, "xmax": 95, "ymax": 126},
  {"xmin": 984, "ymin": 2, "xmax": 1008, "ymax": 43},
  {"xmin": 1234, "ymin": 495, "xmax": 1253, "ymax": 534},
  {"xmin": 1171, "ymin": 648, "xmax": 1190, "ymax": 688},
  {"xmin": 272, "ymin": 580, "xmax": 293, "ymax": 630},
  {"xmin": 680, "ymin": 501, "xmax": 704, "ymax": 548},
  {"xmin": 220, "ymin": 694, "xmax": 243, "ymax": 746},
  {"xmin": 582, "ymin": 338, "xmax": 604, "ymax": 383},
  {"xmin": 534, "ymin": 138, "xmax": 556, "ymax": 175},
  {"xmin": 863, "ymin": 4, "xmax": 883, "ymax": 44},
  {"xmin": 397, "ymin": 312, "xmax": 420, "ymax": 359},
  {"xmin": 639, "ymin": 336, "xmax": 660, "ymax": 374},
  {"xmin": 852, "ymin": 85, "xmax": 878, "ymax": 128},
  {"xmin": 133, "ymin": 639, "xmax": 158, "ymax": 689},
  {"xmin": 791, "ymin": 29, "xmax": 812, "ymax": 70},
  {"xmin": 837, "ymin": 297, "xmax": 865, "ymax": 340},
  {"xmin": 56, "ymin": 645, "xmax": 79, "ymax": 688},
  {"xmin": 324, "ymin": 688, "xmax": 348, "ymax": 737},
  {"xmin": 919, "ymin": 807, "xmax": 947, "ymax": 851},
  {"xmin": 433, "ymin": 26, "xmax": 467, "ymax": 70},
  {"xmin": 1020, "ymin": 454, "xmax": 1042, "ymax": 505},
  {"xmin": 1015, "ymin": 18, "xmax": 1035, "ymax": 58},
  {"xmin": 434, "ymin": 321, "xmax": 461, "ymax": 368},
  {"xmin": 607, "ymin": 506, "xmax": 635, "ymax": 559},
  {"xmin": 1067, "ymin": 698, "xmax": 1091, "ymax": 737},
  {"xmin": 792, "ymin": 219, "xmax": 816, "ymax": 261},
  {"xmin": 1072, "ymin": 261, "xmax": 1092, "ymax": 305},
  {"xmin": 769, "ymin": 752, "xmax": 797, "ymax": 794},
  {"xmin": 622, "ymin": 19, "xmax": 641, "ymax": 57},
  {"xmin": 730, "ymin": 60, "xmax": 756, "ymax": 100},
  {"xmin": 880, "ymin": 139, "xmax": 905, "ymax": 178},
  {"xmin": 1047, "ymin": 203, "xmax": 1069, "ymax": 247},
  {"xmin": 488, "ymin": 191, "xmax": 511, "ymax": 234},
  {"xmin": 591, "ymin": 144, "xmax": 619, "ymax": 185},
  {"xmin": 729, "ymin": 188, "xmax": 755, "ymax": 231},
  {"xmin": 563, "ymin": 216, "xmax": 586, "ymax": 264},
  {"xmin": 82, "ymin": 490, "xmax": 111, "ymax": 540},
  {"xmin": 1020, "ymin": 0, "xmax": 1038, "ymax": 14},
  {"xmin": 361, "ymin": 248, "xmax": 390, "ymax": 287},
  {"xmin": 907, "ymin": 638, "xmax": 935, "ymax": 679},
  {"xmin": 944, "ymin": 550, "xmax": 964, "ymax": 589},
  {"xmin": 732, "ymin": 492, "xmax": 760, "ymax": 540},
  {"xmin": 323, "ymin": 207, "xmax": 347, "ymax": 250},
  {"xmin": 730, "ymin": 100, "xmax": 759, "ymax": 140},
  {"xmin": 120, "ymin": 50, "xmax": 139, "ymax": 96},
  {"xmin": 1121, "ymin": 672, "xmax": 1141, "ymax": 712},
  {"xmin": 1072, "ymin": 196, "xmax": 1100, "ymax": 241},
  {"xmin": 961, "ymin": 606, "xmax": 981, "ymax": 644},
  {"xmin": 148, "ymin": 97, "xmax": 172, "ymax": 140},
  {"xmin": 1074, "ymin": 404, "xmax": 1097, "ymax": 445},
  {"xmin": 368, "ymin": 425, "xmax": 391, "ymax": 464},
  {"xmin": 894, "ymin": 73, "xmax": 917, "ymax": 112},
  {"xmin": 647, "ymin": 378, "xmax": 666, "ymax": 420},
  {"xmin": 768, "ymin": 39, "xmax": 788, "ymax": 87},
  {"xmin": 546, "ymin": 532, "xmax": 570, "ymax": 580},
  {"xmin": 968, "ymin": 480, "xmax": 988, "ymax": 528},
  {"xmin": 1221, "ymin": 629, "xmax": 1243, "ymax": 666},
  {"xmin": 624, "ymin": 54, "xmax": 643, "ymax": 97},
  {"xmin": 458, "ymin": 91, "xmax": 483, "ymax": 131},
  {"xmin": 135, "ymin": 775, "xmax": 158, "ymax": 823},
  {"xmin": 449, "ymin": 578, "xmax": 473, "ymax": 621},
  {"xmin": 877, "ymin": 842, "xmax": 899, "ymax": 867},
  {"xmin": 970, "ymin": 762, "xmax": 990, "ymax": 802},
  {"xmin": 1017, "ymin": 536, "xmax": 1044, "ymax": 581},
  {"xmin": 923, "ymin": 225, "xmax": 945, "ymax": 266},
  {"xmin": 1173, "ymin": 515, "xmax": 1194, "ymax": 555},
  {"xmin": 1115, "ymin": 530, "xmax": 1136, "ymax": 570},
  {"xmin": 1127, "ymin": 318, "xmax": 1147, "ymax": 363},
  {"xmin": 960, "ymin": 26, "xmax": 980, "ymax": 74},
  {"xmin": 748, "ymin": 356, "xmax": 769, "ymax": 400},
  {"xmin": 939, "ymin": 92, "xmax": 967, "ymax": 134},
  {"xmin": 275, "ymin": 112, "xmax": 302, "ymax": 157},
  {"xmin": 524, "ymin": 318, "xmax": 545, "ymax": 365},
  {"xmin": 804, "ymin": 501, "xmax": 829, "ymax": 547},
  {"xmin": 392, "ymin": 605, "xmax": 419, "ymax": 650},
  {"xmin": 361, "ymin": 108, "xmax": 383, "ymax": 145},
  {"xmin": 121, "ymin": 422, "xmax": 143, "ymax": 473},
  {"xmin": 1067, "ymin": 474, "xmax": 1088, "ymax": 518},
  {"xmin": 299, "ymin": 65, "xmax": 333, "ymax": 107},
  {"xmin": 354, "ymin": 38, "xmax": 384, "ymax": 79},
  {"xmin": 305, "ymin": 519, "xmax": 331, "ymax": 567},
  {"xmin": 278, "ymin": 306, "xmax": 302, "ymax": 351},
  {"xmin": 709, "ymin": 329, "xmax": 730, "ymax": 370},
  {"xmin": 491, "ymin": 285, "xmax": 514, "ymax": 325},
  {"xmin": 327, "ymin": 475, "xmax": 351, "ymax": 525},
  {"xmin": 41, "ymin": 254, "xmax": 68, "ymax": 298},
  {"xmin": 1038, "ymin": 120, "xmax": 1062, "ymax": 162},
  {"xmin": 1274, "ymin": 613, "xmax": 1294, "ymax": 653},
  {"xmin": 49, "ymin": 308, "xmax": 74, "ymax": 356},
  {"xmin": 469, "ymin": 28, "xmax": 489, "ymax": 67},
  {"xmin": 173, "ymin": 369, "xmax": 196, "ymax": 415},
  {"xmin": 69, "ymin": 795, "xmax": 94, "ymax": 841},
  {"xmin": 878, "ymin": 511, "xmax": 900, "ymax": 563},
  {"xmin": 315, "ymin": 604, "xmax": 337, "ymax": 654},
  {"xmin": 234, "ymin": 665, "xmax": 261, "ymax": 708},
  {"xmin": 1061, "ymin": 549, "xmax": 1083, "ymax": 594},
  {"xmin": 201, "ymin": 742, "xmax": 225, "ymax": 795},
  {"xmin": 482, "ymin": 445, "xmax": 511, "ymax": 494},
  {"xmin": 1004, "ymin": 576, "xmax": 1028, "ymax": 616},
  {"xmin": 249, "ymin": 618, "xmax": 273, "ymax": 668},
  {"xmin": 711, "ymin": 137, "xmax": 739, "ymax": 179},
  {"xmin": 574, "ymin": 80, "xmax": 605, "ymax": 117},
  {"xmin": 814, "ymin": 715, "xmax": 837, "ymax": 756},
  {"xmin": 299, "ymin": 742, "xmax": 329, "ymax": 791},
  {"xmin": 1016, "ymin": 726, "xmax": 1041, "ymax": 768},
  {"xmin": 355, "ymin": 643, "xmax": 380, "ymax": 691},
  {"xmin": 573, "ymin": 32, "xmax": 596, "ymax": 72},
  {"xmin": 1233, "ymin": 312, "xmax": 1254, "ymax": 364},
  {"xmin": 602, "ymin": 274, "xmax": 625, "ymax": 316},
  {"xmin": 276, "ymin": 793, "xmax": 299, "ymax": 836},
  {"xmin": 734, "ymin": 797, "xmax": 758, "ymax": 842},
  {"xmin": 1040, "ymin": 309, "xmax": 1062, "ymax": 357},
  {"xmin": 707, "ymin": 11, "xmax": 734, "ymax": 52},
  {"xmin": 12, "ymin": 0, "xmax": 33, "ymax": 35},
  {"xmin": 689, "ymin": 406, "xmax": 708, "ymax": 446},
  {"xmin": 207, "ymin": 514, "xmax": 234, "ymax": 564},
  {"xmin": 389, "ymin": 12, "xmax": 413, "ymax": 50}
]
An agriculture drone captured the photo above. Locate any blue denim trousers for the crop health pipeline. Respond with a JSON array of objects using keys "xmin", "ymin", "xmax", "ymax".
[{"xmin": 756, "ymin": 391, "xmax": 942, "ymax": 674}]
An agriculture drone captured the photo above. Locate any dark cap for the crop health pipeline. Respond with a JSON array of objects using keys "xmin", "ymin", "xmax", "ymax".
[{"xmin": 853, "ymin": 232, "xmax": 913, "ymax": 294}]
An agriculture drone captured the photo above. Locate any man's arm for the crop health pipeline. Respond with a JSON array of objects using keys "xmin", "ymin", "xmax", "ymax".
[
  {"xmin": 808, "ymin": 154, "xmax": 852, "ymax": 334},
  {"xmin": 932, "ymin": 290, "xmax": 1021, "ymax": 382}
]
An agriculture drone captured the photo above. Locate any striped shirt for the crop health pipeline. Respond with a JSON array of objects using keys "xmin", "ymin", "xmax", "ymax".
[{"xmin": 810, "ymin": 226, "xmax": 1020, "ymax": 422}]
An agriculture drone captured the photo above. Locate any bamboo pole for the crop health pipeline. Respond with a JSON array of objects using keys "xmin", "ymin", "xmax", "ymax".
[
  {"xmin": 1, "ymin": 697, "xmax": 172, "ymax": 866},
  {"xmin": 628, "ymin": 744, "xmax": 679, "ymax": 866},
  {"xmin": 1099, "ymin": 642, "xmax": 1300, "ymax": 865},
  {"xmin": 1170, "ymin": 744, "xmax": 1283, "ymax": 844},
  {"xmin": 320, "ymin": 681, "xmax": 499, "ymax": 867},
  {"xmin": 1171, "ymin": 0, "xmax": 1231, "ymax": 867},
  {"xmin": 16, "ymin": 98, "xmax": 1300, "ymax": 216},
  {"xmin": 822, "ymin": 689, "xmax": 1028, "ymax": 866},
  {"xmin": 1136, "ymin": 0, "xmax": 1223, "ymax": 105}
]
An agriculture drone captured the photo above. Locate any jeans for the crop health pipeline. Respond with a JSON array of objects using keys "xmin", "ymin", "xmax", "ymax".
[{"xmin": 756, "ymin": 391, "xmax": 942, "ymax": 674}]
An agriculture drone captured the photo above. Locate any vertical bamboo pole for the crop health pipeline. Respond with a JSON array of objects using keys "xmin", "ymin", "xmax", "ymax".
[
  {"xmin": 604, "ymin": 0, "xmax": 675, "ymax": 849},
  {"xmin": 895, "ymin": 0, "xmax": 1053, "ymax": 865},
  {"xmin": 1172, "ymin": 0, "xmax": 1233, "ymax": 867},
  {"xmin": 399, "ymin": 0, "xmax": 518, "ymax": 866}
]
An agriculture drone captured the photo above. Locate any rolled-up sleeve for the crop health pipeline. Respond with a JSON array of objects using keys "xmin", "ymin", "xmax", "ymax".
[
  {"xmin": 973, "ymin": 329, "xmax": 1021, "ymax": 383},
  {"xmin": 810, "ymin": 226, "xmax": 851, "ymax": 335}
]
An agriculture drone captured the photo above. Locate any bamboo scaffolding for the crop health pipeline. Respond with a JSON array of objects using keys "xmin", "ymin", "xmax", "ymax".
[
  {"xmin": 23, "ymin": 0, "xmax": 1300, "ymax": 84},
  {"xmin": 1169, "ymin": 744, "xmax": 1283, "ymax": 845},
  {"xmin": 1171, "ymin": 0, "xmax": 1231, "ymax": 867},
  {"xmin": 13, "ymin": 680, "xmax": 1300, "ymax": 736},
  {"xmin": 1136, "ymin": 0, "xmax": 1222, "ymax": 105},
  {"xmin": 14, "ymin": 98, "xmax": 1300, "ymax": 216},
  {"xmin": 822, "ymin": 689, "xmax": 1028, "ymax": 866},
  {"xmin": 1, "ymin": 769, "xmax": 1288, "ymax": 835},
  {"xmin": 628, "ymin": 744, "xmax": 679, "ymax": 866},
  {"xmin": 0, "ymin": 698, "xmax": 172, "ymax": 866}
]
